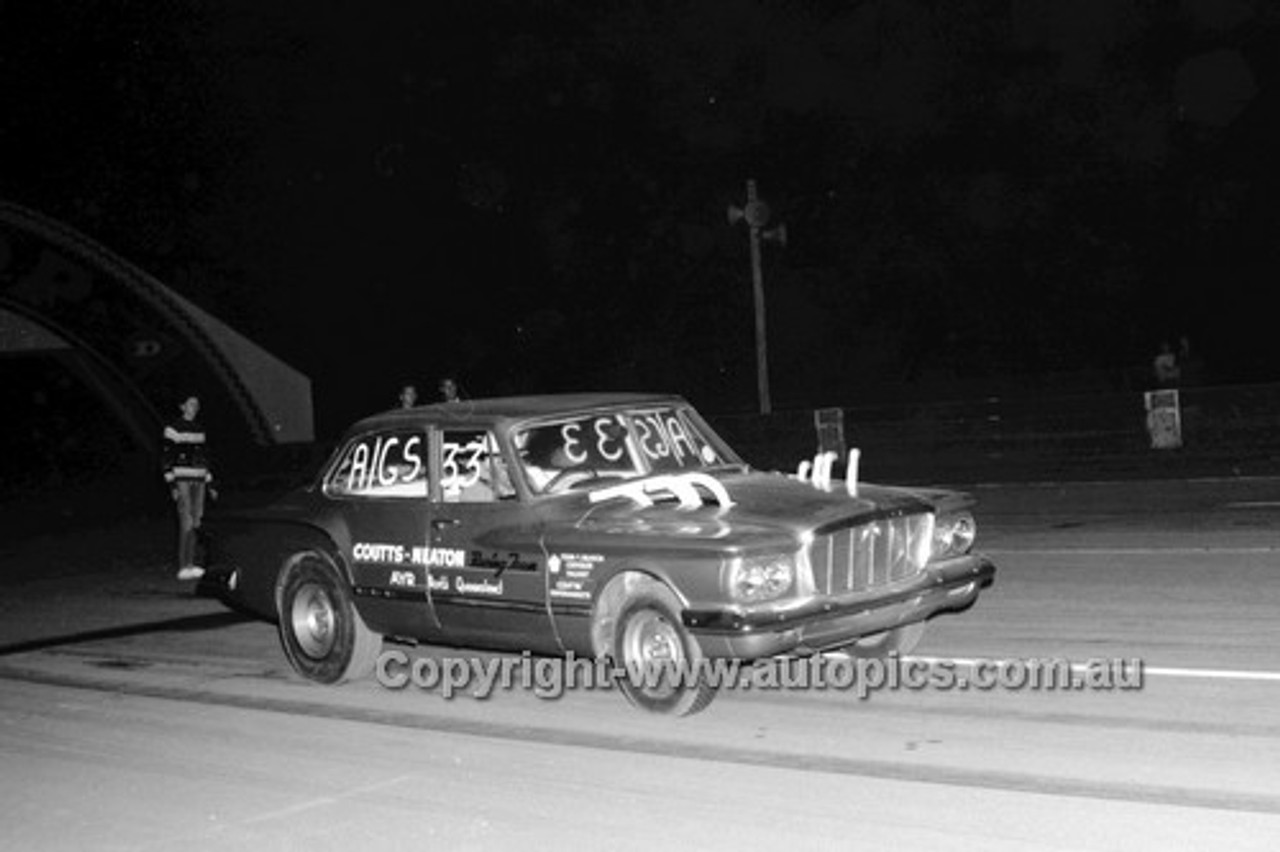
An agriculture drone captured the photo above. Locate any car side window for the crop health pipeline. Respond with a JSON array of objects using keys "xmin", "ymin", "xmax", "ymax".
[
  {"xmin": 323, "ymin": 429, "xmax": 428, "ymax": 499},
  {"xmin": 441, "ymin": 429, "xmax": 515, "ymax": 503}
]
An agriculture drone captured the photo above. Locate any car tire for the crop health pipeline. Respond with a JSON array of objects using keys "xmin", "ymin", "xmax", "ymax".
[
  {"xmin": 612, "ymin": 583, "xmax": 716, "ymax": 716},
  {"xmin": 278, "ymin": 553, "xmax": 382, "ymax": 684},
  {"xmin": 840, "ymin": 621, "xmax": 926, "ymax": 659}
]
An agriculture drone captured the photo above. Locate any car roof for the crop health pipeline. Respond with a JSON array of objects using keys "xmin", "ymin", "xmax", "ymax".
[{"xmin": 345, "ymin": 392, "xmax": 689, "ymax": 435}]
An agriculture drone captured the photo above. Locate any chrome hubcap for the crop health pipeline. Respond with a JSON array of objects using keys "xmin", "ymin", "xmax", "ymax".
[
  {"xmin": 623, "ymin": 611, "xmax": 684, "ymax": 696},
  {"xmin": 291, "ymin": 583, "xmax": 336, "ymax": 659}
]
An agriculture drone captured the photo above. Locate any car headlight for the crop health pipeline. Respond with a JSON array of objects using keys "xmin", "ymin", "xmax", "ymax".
[
  {"xmin": 933, "ymin": 511, "xmax": 976, "ymax": 559},
  {"xmin": 726, "ymin": 554, "xmax": 795, "ymax": 604}
]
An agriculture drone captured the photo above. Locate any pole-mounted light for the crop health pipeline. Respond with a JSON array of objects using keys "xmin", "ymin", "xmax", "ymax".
[{"xmin": 728, "ymin": 179, "xmax": 786, "ymax": 414}]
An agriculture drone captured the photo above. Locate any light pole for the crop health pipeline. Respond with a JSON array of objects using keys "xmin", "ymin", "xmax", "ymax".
[{"xmin": 728, "ymin": 179, "xmax": 786, "ymax": 414}]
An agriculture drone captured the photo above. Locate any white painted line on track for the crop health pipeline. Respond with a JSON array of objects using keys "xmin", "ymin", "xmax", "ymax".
[
  {"xmin": 1141, "ymin": 666, "xmax": 1280, "ymax": 682},
  {"xmin": 911, "ymin": 657, "xmax": 1280, "ymax": 683},
  {"xmin": 983, "ymin": 546, "xmax": 1280, "ymax": 555},
  {"xmin": 969, "ymin": 474, "xmax": 1280, "ymax": 488}
]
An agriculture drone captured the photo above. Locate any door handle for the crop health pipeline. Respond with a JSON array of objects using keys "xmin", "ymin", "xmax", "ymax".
[{"xmin": 431, "ymin": 518, "xmax": 460, "ymax": 530}]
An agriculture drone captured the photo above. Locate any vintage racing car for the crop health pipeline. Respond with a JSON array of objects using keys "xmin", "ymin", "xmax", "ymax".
[{"xmin": 204, "ymin": 393, "xmax": 995, "ymax": 715}]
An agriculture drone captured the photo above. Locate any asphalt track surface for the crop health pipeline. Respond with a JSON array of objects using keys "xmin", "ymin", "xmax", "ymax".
[{"xmin": 1, "ymin": 476, "xmax": 1279, "ymax": 850}]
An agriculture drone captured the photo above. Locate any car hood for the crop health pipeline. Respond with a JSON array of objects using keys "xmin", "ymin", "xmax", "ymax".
[{"xmin": 570, "ymin": 469, "xmax": 941, "ymax": 553}]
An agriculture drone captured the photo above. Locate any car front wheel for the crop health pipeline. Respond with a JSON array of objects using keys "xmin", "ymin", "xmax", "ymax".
[
  {"xmin": 612, "ymin": 584, "xmax": 716, "ymax": 716},
  {"xmin": 278, "ymin": 554, "xmax": 382, "ymax": 684}
]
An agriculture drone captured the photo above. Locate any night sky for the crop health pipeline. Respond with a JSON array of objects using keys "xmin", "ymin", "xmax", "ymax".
[{"xmin": 3, "ymin": 1, "xmax": 1277, "ymax": 436}]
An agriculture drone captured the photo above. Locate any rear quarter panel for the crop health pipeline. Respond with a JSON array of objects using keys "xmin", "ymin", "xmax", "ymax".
[{"xmin": 205, "ymin": 506, "xmax": 346, "ymax": 622}]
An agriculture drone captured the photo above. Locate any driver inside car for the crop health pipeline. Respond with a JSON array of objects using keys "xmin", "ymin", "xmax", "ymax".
[{"xmin": 518, "ymin": 429, "xmax": 573, "ymax": 493}]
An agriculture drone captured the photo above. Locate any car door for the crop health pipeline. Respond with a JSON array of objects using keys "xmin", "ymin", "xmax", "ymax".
[
  {"xmin": 323, "ymin": 426, "xmax": 445, "ymax": 642},
  {"xmin": 426, "ymin": 426, "xmax": 559, "ymax": 654}
]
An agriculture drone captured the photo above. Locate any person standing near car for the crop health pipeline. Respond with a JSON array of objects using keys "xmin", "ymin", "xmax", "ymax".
[
  {"xmin": 398, "ymin": 383, "xmax": 419, "ymax": 408},
  {"xmin": 439, "ymin": 376, "xmax": 461, "ymax": 403},
  {"xmin": 1152, "ymin": 341, "xmax": 1180, "ymax": 387},
  {"xmin": 163, "ymin": 395, "xmax": 214, "ymax": 581}
]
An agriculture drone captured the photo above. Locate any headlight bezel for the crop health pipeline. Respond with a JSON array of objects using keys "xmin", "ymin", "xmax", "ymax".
[
  {"xmin": 932, "ymin": 511, "xmax": 976, "ymax": 560},
  {"xmin": 725, "ymin": 553, "xmax": 796, "ymax": 604}
]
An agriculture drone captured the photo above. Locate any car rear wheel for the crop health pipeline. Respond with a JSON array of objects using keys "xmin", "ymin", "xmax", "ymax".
[
  {"xmin": 840, "ymin": 621, "xmax": 926, "ymax": 659},
  {"xmin": 278, "ymin": 554, "xmax": 382, "ymax": 684},
  {"xmin": 612, "ymin": 584, "xmax": 716, "ymax": 716}
]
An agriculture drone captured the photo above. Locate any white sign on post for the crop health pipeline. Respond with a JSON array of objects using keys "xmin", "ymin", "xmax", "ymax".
[{"xmin": 1144, "ymin": 389, "xmax": 1182, "ymax": 450}]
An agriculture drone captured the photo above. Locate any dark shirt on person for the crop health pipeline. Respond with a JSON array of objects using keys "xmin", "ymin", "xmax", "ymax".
[{"xmin": 163, "ymin": 416, "xmax": 212, "ymax": 483}]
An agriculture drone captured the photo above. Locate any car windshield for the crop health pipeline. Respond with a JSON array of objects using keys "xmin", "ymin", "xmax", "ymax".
[{"xmin": 513, "ymin": 406, "xmax": 738, "ymax": 495}]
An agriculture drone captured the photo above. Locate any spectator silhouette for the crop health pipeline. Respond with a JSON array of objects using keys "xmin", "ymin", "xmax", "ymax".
[
  {"xmin": 1178, "ymin": 336, "xmax": 1206, "ymax": 387},
  {"xmin": 439, "ymin": 376, "xmax": 462, "ymax": 403},
  {"xmin": 1152, "ymin": 341, "xmax": 1180, "ymax": 387},
  {"xmin": 162, "ymin": 395, "xmax": 214, "ymax": 581}
]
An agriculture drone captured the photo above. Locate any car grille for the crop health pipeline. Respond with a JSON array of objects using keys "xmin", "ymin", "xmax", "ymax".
[{"xmin": 808, "ymin": 512, "xmax": 934, "ymax": 596}]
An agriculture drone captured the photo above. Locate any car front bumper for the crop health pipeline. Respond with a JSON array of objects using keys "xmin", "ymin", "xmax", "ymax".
[{"xmin": 683, "ymin": 554, "xmax": 996, "ymax": 659}]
